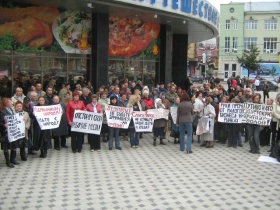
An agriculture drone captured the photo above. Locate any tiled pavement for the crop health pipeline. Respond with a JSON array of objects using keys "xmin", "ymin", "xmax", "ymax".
[{"xmin": 0, "ymin": 133, "xmax": 279, "ymax": 210}]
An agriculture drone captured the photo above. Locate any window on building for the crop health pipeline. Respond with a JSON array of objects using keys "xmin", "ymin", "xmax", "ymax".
[
  {"xmin": 225, "ymin": 37, "xmax": 230, "ymax": 53},
  {"xmin": 226, "ymin": 20, "xmax": 230, "ymax": 30},
  {"xmin": 245, "ymin": 20, "xmax": 258, "ymax": 30},
  {"xmin": 263, "ymin": 38, "xmax": 277, "ymax": 54},
  {"xmin": 265, "ymin": 19, "xmax": 277, "ymax": 30},
  {"xmin": 244, "ymin": 38, "xmax": 257, "ymax": 50},
  {"xmin": 224, "ymin": 64, "xmax": 229, "ymax": 71},
  {"xmin": 232, "ymin": 64, "xmax": 237, "ymax": 71},
  {"xmin": 233, "ymin": 20, "xmax": 238, "ymax": 30},
  {"xmin": 232, "ymin": 37, "xmax": 238, "ymax": 52}
]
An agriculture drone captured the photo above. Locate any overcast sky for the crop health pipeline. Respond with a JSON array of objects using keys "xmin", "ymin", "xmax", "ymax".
[{"xmin": 209, "ymin": 0, "xmax": 280, "ymax": 12}]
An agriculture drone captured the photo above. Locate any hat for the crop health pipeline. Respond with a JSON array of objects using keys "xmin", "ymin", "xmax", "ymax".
[
  {"xmin": 142, "ymin": 89, "xmax": 149, "ymax": 95},
  {"xmin": 23, "ymin": 97, "xmax": 30, "ymax": 103},
  {"xmin": 73, "ymin": 91, "xmax": 80, "ymax": 97}
]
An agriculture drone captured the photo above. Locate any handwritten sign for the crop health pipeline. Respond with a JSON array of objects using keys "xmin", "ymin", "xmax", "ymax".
[
  {"xmin": 132, "ymin": 111, "xmax": 154, "ymax": 132},
  {"xmin": 33, "ymin": 104, "xmax": 63, "ymax": 130},
  {"xmin": 5, "ymin": 112, "xmax": 25, "ymax": 142},
  {"xmin": 147, "ymin": 108, "xmax": 169, "ymax": 120},
  {"xmin": 170, "ymin": 107, "xmax": 178, "ymax": 124},
  {"xmin": 243, "ymin": 103, "xmax": 272, "ymax": 126},
  {"xmin": 71, "ymin": 110, "xmax": 103, "ymax": 134},
  {"xmin": 218, "ymin": 103, "xmax": 243, "ymax": 123},
  {"xmin": 105, "ymin": 105, "xmax": 132, "ymax": 128}
]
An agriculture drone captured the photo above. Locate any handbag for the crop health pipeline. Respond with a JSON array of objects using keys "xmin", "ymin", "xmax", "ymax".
[{"xmin": 0, "ymin": 136, "xmax": 8, "ymax": 144}]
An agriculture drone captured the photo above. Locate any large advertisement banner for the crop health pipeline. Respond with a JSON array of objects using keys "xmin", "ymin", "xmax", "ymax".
[
  {"xmin": 71, "ymin": 110, "xmax": 103, "ymax": 135},
  {"xmin": 5, "ymin": 112, "xmax": 25, "ymax": 142}
]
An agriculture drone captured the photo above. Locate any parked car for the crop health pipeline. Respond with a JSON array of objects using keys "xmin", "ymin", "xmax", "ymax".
[
  {"xmin": 259, "ymin": 80, "xmax": 278, "ymax": 91},
  {"xmin": 190, "ymin": 75, "xmax": 204, "ymax": 83}
]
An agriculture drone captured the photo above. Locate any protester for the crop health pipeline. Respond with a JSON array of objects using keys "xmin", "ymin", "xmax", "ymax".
[
  {"xmin": 52, "ymin": 96, "xmax": 68, "ymax": 150},
  {"xmin": 176, "ymin": 92, "xmax": 193, "ymax": 153},
  {"xmin": 58, "ymin": 83, "xmax": 72, "ymax": 102},
  {"xmin": 152, "ymin": 98, "xmax": 167, "ymax": 146},
  {"xmin": 66, "ymin": 91, "xmax": 86, "ymax": 153},
  {"xmin": 80, "ymin": 87, "xmax": 91, "ymax": 106},
  {"xmin": 259, "ymin": 98, "xmax": 273, "ymax": 147},
  {"xmin": 171, "ymin": 96, "xmax": 180, "ymax": 144},
  {"xmin": 33, "ymin": 97, "xmax": 52, "ymax": 158},
  {"xmin": 262, "ymin": 81, "xmax": 269, "ymax": 103},
  {"xmin": 11, "ymin": 87, "xmax": 26, "ymax": 105},
  {"xmin": 214, "ymin": 96, "xmax": 228, "ymax": 144},
  {"xmin": 166, "ymin": 85, "xmax": 178, "ymax": 106},
  {"xmin": 193, "ymin": 91, "xmax": 204, "ymax": 143},
  {"xmin": 98, "ymin": 92, "xmax": 109, "ymax": 142},
  {"xmin": 34, "ymin": 82, "xmax": 46, "ymax": 97},
  {"xmin": 270, "ymin": 96, "xmax": 280, "ymax": 152},
  {"xmin": 44, "ymin": 86, "xmax": 54, "ymax": 105}
]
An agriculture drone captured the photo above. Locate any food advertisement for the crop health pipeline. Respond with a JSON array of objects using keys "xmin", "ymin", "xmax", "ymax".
[{"xmin": 0, "ymin": 2, "xmax": 160, "ymax": 57}]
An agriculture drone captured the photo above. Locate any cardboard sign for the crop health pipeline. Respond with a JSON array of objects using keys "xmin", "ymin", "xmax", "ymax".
[
  {"xmin": 132, "ymin": 111, "xmax": 154, "ymax": 132},
  {"xmin": 105, "ymin": 105, "xmax": 132, "ymax": 128},
  {"xmin": 71, "ymin": 110, "xmax": 103, "ymax": 135},
  {"xmin": 5, "ymin": 112, "xmax": 25, "ymax": 142},
  {"xmin": 147, "ymin": 108, "xmax": 169, "ymax": 120},
  {"xmin": 243, "ymin": 103, "xmax": 273, "ymax": 126},
  {"xmin": 218, "ymin": 103, "xmax": 243, "ymax": 123},
  {"xmin": 170, "ymin": 107, "xmax": 178, "ymax": 124},
  {"xmin": 33, "ymin": 104, "xmax": 63, "ymax": 130}
]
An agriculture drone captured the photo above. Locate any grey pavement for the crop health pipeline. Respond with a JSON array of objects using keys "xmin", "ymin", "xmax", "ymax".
[{"xmin": 0, "ymin": 133, "xmax": 279, "ymax": 210}]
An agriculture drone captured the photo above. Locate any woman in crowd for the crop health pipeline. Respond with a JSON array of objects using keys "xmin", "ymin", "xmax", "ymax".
[
  {"xmin": 127, "ymin": 94, "xmax": 142, "ymax": 148},
  {"xmin": 86, "ymin": 94, "xmax": 103, "ymax": 151},
  {"xmin": 227, "ymin": 98, "xmax": 241, "ymax": 148},
  {"xmin": 98, "ymin": 91, "xmax": 109, "ymax": 142},
  {"xmin": 66, "ymin": 91, "xmax": 86, "ymax": 153},
  {"xmin": 52, "ymin": 96, "xmax": 68, "ymax": 150},
  {"xmin": 214, "ymin": 96, "xmax": 228, "ymax": 144},
  {"xmin": 142, "ymin": 88, "xmax": 154, "ymax": 109},
  {"xmin": 193, "ymin": 91, "xmax": 204, "ymax": 143},
  {"xmin": 11, "ymin": 87, "xmax": 26, "ymax": 105},
  {"xmin": 152, "ymin": 98, "xmax": 167, "ymax": 146},
  {"xmin": 33, "ymin": 97, "xmax": 52, "ymax": 158},
  {"xmin": 260, "ymin": 98, "xmax": 273, "ymax": 147},
  {"xmin": 176, "ymin": 92, "xmax": 193, "ymax": 153},
  {"xmin": 200, "ymin": 97, "xmax": 216, "ymax": 148},
  {"xmin": 171, "ymin": 96, "xmax": 180, "ymax": 144},
  {"xmin": 0, "ymin": 98, "xmax": 20, "ymax": 167},
  {"xmin": 107, "ymin": 96, "xmax": 122, "ymax": 150},
  {"xmin": 119, "ymin": 94, "xmax": 129, "ymax": 141},
  {"xmin": 14, "ymin": 101, "xmax": 31, "ymax": 161},
  {"xmin": 270, "ymin": 96, "xmax": 280, "ymax": 152},
  {"xmin": 247, "ymin": 94, "xmax": 261, "ymax": 154}
]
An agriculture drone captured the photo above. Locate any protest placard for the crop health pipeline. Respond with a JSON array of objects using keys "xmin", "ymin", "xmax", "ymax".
[
  {"xmin": 5, "ymin": 112, "xmax": 25, "ymax": 142},
  {"xmin": 147, "ymin": 108, "xmax": 169, "ymax": 120},
  {"xmin": 243, "ymin": 103, "xmax": 273, "ymax": 126},
  {"xmin": 132, "ymin": 111, "xmax": 154, "ymax": 132},
  {"xmin": 105, "ymin": 105, "xmax": 132, "ymax": 128},
  {"xmin": 196, "ymin": 116, "xmax": 210, "ymax": 135},
  {"xmin": 218, "ymin": 103, "xmax": 244, "ymax": 123},
  {"xmin": 33, "ymin": 104, "xmax": 63, "ymax": 130},
  {"xmin": 170, "ymin": 107, "xmax": 177, "ymax": 124},
  {"xmin": 71, "ymin": 110, "xmax": 103, "ymax": 134}
]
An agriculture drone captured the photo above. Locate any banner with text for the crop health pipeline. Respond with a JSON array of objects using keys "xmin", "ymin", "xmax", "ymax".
[
  {"xmin": 105, "ymin": 105, "xmax": 132, "ymax": 128},
  {"xmin": 147, "ymin": 108, "xmax": 169, "ymax": 120},
  {"xmin": 71, "ymin": 110, "xmax": 103, "ymax": 134},
  {"xmin": 170, "ymin": 107, "xmax": 178, "ymax": 124},
  {"xmin": 5, "ymin": 112, "xmax": 25, "ymax": 142},
  {"xmin": 33, "ymin": 104, "xmax": 63, "ymax": 130},
  {"xmin": 243, "ymin": 103, "xmax": 273, "ymax": 126},
  {"xmin": 132, "ymin": 111, "xmax": 154, "ymax": 132},
  {"xmin": 218, "ymin": 103, "xmax": 244, "ymax": 123}
]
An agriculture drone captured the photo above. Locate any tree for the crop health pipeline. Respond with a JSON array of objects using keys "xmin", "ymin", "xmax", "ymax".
[{"xmin": 237, "ymin": 46, "xmax": 263, "ymax": 77}]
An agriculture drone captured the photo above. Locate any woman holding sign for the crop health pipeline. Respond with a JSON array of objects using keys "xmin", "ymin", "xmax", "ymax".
[
  {"xmin": 86, "ymin": 94, "xmax": 103, "ymax": 151},
  {"xmin": 66, "ymin": 91, "xmax": 86, "ymax": 153},
  {"xmin": 33, "ymin": 97, "xmax": 52, "ymax": 158},
  {"xmin": 0, "ymin": 98, "xmax": 19, "ymax": 167}
]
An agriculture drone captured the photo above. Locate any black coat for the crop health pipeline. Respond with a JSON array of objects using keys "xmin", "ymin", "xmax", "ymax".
[{"xmin": 52, "ymin": 102, "xmax": 68, "ymax": 137}]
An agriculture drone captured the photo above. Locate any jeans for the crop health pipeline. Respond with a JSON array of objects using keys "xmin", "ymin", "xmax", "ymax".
[
  {"xmin": 108, "ymin": 127, "xmax": 120, "ymax": 148},
  {"xmin": 179, "ymin": 122, "xmax": 193, "ymax": 151},
  {"xmin": 129, "ymin": 127, "xmax": 140, "ymax": 147},
  {"xmin": 247, "ymin": 124, "xmax": 260, "ymax": 148}
]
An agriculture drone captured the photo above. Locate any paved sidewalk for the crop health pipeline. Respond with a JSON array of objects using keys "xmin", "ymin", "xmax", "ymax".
[{"xmin": 0, "ymin": 133, "xmax": 279, "ymax": 210}]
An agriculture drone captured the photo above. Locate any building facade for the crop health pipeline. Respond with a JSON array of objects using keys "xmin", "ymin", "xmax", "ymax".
[{"xmin": 219, "ymin": 1, "xmax": 280, "ymax": 80}]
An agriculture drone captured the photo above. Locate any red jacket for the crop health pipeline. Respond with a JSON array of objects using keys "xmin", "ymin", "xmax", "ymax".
[
  {"xmin": 66, "ymin": 100, "xmax": 86, "ymax": 123},
  {"xmin": 142, "ymin": 97, "xmax": 154, "ymax": 109},
  {"xmin": 86, "ymin": 103, "xmax": 103, "ymax": 113}
]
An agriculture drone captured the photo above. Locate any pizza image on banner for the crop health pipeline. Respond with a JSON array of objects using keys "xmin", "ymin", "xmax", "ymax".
[{"xmin": 109, "ymin": 16, "xmax": 160, "ymax": 57}]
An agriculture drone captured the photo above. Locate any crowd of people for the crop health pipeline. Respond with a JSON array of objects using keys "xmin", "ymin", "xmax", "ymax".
[{"xmin": 1, "ymin": 76, "xmax": 280, "ymax": 168}]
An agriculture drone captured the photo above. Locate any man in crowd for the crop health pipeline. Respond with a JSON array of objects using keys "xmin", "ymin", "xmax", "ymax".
[
  {"xmin": 80, "ymin": 87, "xmax": 91, "ymax": 106},
  {"xmin": 59, "ymin": 83, "xmax": 72, "ymax": 102},
  {"xmin": 44, "ymin": 86, "xmax": 54, "ymax": 105},
  {"xmin": 30, "ymin": 91, "xmax": 38, "ymax": 106},
  {"xmin": 35, "ymin": 82, "xmax": 46, "ymax": 97},
  {"xmin": 109, "ymin": 86, "xmax": 121, "ymax": 100},
  {"xmin": 166, "ymin": 85, "xmax": 178, "ymax": 105}
]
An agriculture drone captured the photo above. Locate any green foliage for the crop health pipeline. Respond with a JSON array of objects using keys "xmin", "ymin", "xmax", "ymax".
[
  {"xmin": 237, "ymin": 45, "xmax": 263, "ymax": 77},
  {"xmin": 138, "ymin": 38, "xmax": 160, "ymax": 59},
  {"xmin": 0, "ymin": 33, "xmax": 17, "ymax": 50}
]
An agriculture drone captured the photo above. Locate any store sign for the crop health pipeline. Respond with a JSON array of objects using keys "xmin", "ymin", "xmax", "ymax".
[{"xmin": 122, "ymin": 0, "xmax": 219, "ymax": 27}]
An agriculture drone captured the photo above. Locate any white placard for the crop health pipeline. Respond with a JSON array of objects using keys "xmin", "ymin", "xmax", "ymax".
[
  {"xmin": 33, "ymin": 104, "xmax": 63, "ymax": 130},
  {"xmin": 71, "ymin": 110, "xmax": 103, "ymax": 135},
  {"xmin": 218, "ymin": 103, "xmax": 243, "ymax": 123},
  {"xmin": 257, "ymin": 155, "xmax": 280, "ymax": 165},
  {"xmin": 170, "ymin": 107, "xmax": 178, "ymax": 124},
  {"xmin": 196, "ymin": 116, "xmax": 210, "ymax": 135},
  {"xmin": 147, "ymin": 108, "xmax": 169, "ymax": 120},
  {"xmin": 132, "ymin": 111, "xmax": 154, "ymax": 132},
  {"xmin": 105, "ymin": 105, "xmax": 132, "ymax": 128},
  {"xmin": 243, "ymin": 103, "xmax": 273, "ymax": 126},
  {"xmin": 5, "ymin": 112, "xmax": 25, "ymax": 142}
]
